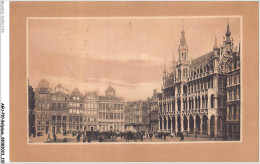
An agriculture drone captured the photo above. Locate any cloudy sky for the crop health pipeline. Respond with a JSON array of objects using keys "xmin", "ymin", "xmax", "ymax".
[{"xmin": 28, "ymin": 17, "xmax": 240, "ymax": 101}]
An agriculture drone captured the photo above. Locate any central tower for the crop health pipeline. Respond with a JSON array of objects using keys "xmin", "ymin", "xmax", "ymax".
[{"xmin": 178, "ymin": 30, "xmax": 189, "ymax": 63}]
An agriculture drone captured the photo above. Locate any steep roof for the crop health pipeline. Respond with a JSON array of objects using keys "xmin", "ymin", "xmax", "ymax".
[{"xmin": 191, "ymin": 51, "xmax": 213, "ymax": 69}]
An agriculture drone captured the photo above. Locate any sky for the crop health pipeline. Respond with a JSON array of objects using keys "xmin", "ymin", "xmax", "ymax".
[{"xmin": 28, "ymin": 17, "xmax": 240, "ymax": 101}]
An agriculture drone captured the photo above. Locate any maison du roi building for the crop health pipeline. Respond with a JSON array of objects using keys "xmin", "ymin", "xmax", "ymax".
[
  {"xmin": 28, "ymin": 81, "xmax": 125, "ymax": 135},
  {"xmin": 158, "ymin": 23, "xmax": 240, "ymax": 140}
]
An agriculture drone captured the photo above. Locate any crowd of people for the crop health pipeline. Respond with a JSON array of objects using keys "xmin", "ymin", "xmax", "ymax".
[{"xmin": 32, "ymin": 130, "xmax": 193, "ymax": 143}]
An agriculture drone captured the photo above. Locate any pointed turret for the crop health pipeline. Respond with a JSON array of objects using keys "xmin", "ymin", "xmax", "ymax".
[
  {"xmin": 163, "ymin": 61, "xmax": 167, "ymax": 86},
  {"xmin": 213, "ymin": 36, "xmax": 218, "ymax": 50},
  {"xmin": 213, "ymin": 36, "xmax": 219, "ymax": 60},
  {"xmin": 163, "ymin": 64, "xmax": 166, "ymax": 75},
  {"xmin": 225, "ymin": 22, "xmax": 231, "ymax": 43},
  {"xmin": 163, "ymin": 54, "xmax": 167, "ymax": 76}
]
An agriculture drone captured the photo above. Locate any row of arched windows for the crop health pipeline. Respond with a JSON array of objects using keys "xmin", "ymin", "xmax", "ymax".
[
  {"xmin": 158, "ymin": 94, "xmax": 216, "ymax": 113},
  {"xmin": 187, "ymin": 78, "xmax": 214, "ymax": 93}
]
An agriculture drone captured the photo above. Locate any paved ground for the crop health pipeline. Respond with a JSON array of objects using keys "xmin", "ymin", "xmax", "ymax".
[{"xmin": 29, "ymin": 134, "xmax": 224, "ymax": 143}]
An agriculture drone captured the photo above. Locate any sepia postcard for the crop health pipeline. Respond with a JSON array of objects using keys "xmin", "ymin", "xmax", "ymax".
[
  {"xmin": 27, "ymin": 17, "xmax": 241, "ymax": 144},
  {"xmin": 8, "ymin": 1, "xmax": 259, "ymax": 162}
]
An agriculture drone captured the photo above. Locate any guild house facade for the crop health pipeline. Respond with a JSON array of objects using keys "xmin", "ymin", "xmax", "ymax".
[
  {"xmin": 158, "ymin": 23, "xmax": 240, "ymax": 140},
  {"xmin": 31, "ymin": 80, "xmax": 125, "ymax": 135}
]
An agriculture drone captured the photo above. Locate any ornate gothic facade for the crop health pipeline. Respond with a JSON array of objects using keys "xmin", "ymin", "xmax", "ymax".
[{"xmin": 158, "ymin": 23, "xmax": 240, "ymax": 140}]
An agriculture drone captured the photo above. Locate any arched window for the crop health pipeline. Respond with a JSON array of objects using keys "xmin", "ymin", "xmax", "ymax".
[
  {"xmin": 211, "ymin": 94, "xmax": 214, "ymax": 108},
  {"xmin": 198, "ymin": 96, "xmax": 200, "ymax": 109},
  {"xmin": 178, "ymin": 69, "xmax": 181, "ymax": 79},
  {"xmin": 177, "ymin": 99, "xmax": 181, "ymax": 111},
  {"xmin": 183, "ymin": 85, "xmax": 187, "ymax": 94},
  {"xmin": 183, "ymin": 68, "xmax": 188, "ymax": 77},
  {"xmin": 205, "ymin": 95, "xmax": 208, "ymax": 108},
  {"xmin": 202, "ymin": 96, "xmax": 205, "ymax": 108},
  {"xmin": 195, "ymin": 97, "xmax": 197, "ymax": 109}
]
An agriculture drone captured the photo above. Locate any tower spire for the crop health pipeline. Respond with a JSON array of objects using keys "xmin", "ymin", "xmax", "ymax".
[
  {"xmin": 163, "ymin": 54, "xmax": 166, "ymax": 75},
  {"xmin": 213, "ymin": 35, "xmax": 218, "ymax": 50},
  {"xmin": 226, "ymin": 22, "xmax": 231, "ymax": 42},
  {"xmin": 182, "ymin": 19, "xmax": 184, "ymax": 31},
  {"xmin": 178, "ymin": 21, "xmax": 188, "ymax": 62}
]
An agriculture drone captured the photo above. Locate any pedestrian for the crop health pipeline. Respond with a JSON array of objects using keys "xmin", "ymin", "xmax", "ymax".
[
  {"xmin": 77, "ymin": 134, "xmax": 80, "ymax": 142},
  {"xmin": 180, "ymin": 132, "xmax": 184, "ymax": 141},
  {"xmin": 98, "ymin": 136, "xmax": 103, "ymax": 142},
  {"xmin": 149, "ymin": 133, "xmax": 153, "ymax": 140},
  {"xmin": 87, "ymin": 137, "xmax": 91, "ymax": 143},
  {"xmin": 54, "ymin": 134, "xmax": 57, "ymax": 142},
  {"xmin": 170, "ymin": 132, "xmax": 174, "ymax": 138},
  {"xmin": 163, "ymin": 132, "xmax": 166, "ymax": 141}
]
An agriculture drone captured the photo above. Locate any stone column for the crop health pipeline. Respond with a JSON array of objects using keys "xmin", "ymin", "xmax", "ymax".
[
  {"xmin": 187, "ymin": 116, "xmax": 190, "ymax": 133},
  {"xmin": 175, "ymin": 99, "xmax": 178, "ymax": 112},
  {"xmin": 162, "ymin": 117, "xmax": 164, "ymax": 131},
  {"xmin": 180, "ymin": 116, "xmax": 183, "ymax": 132},
  {"xmin": 200, "ymin": 96, "xmax": 202, "ymax": 110},
  {"xmin": 227, "ymin": 106, "xmax": 230, "ymax": 121},
  {"xmin": 62, "ymin": 125, "xmax": 64, "ymax": 134},
  {"xmin": 214, "ymin": 117, "xmax": 218, "ymax": 137},
  {"xmin": 207, "ymin": 117, "xmax": 211, "ymax": 136},
  {"xmin": 49, "ymin": 123, "xmax": 52, "ymax": 134},
  {"xmin": 158, "ymin": 118, "xmax": 160, "ymax": 132},
  {"xmin": 200, "ymin": 116, "xmax": 203, "ymax": 135},
  {"xmin": 214, "ymin": 95, "xmax": 218, "ymax": 109},
  {"xmin": 187, "ymin": 97, "xmax": 190, "ymax": 111},
  {"xmin": 175, "ymin": 116, "xmax": 178, "ymax": 133}
]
